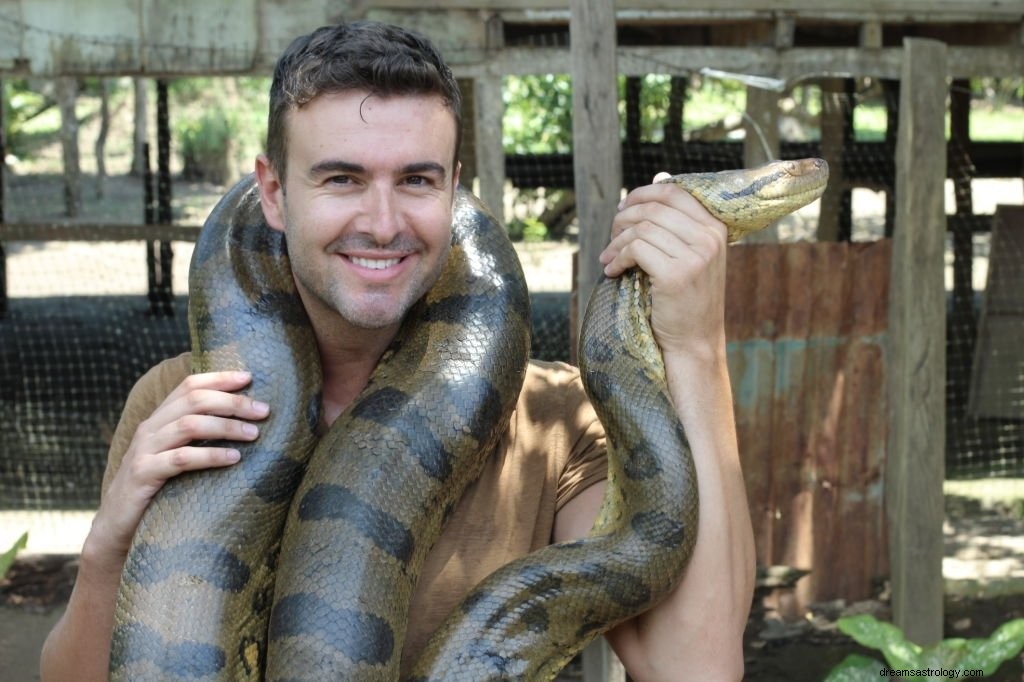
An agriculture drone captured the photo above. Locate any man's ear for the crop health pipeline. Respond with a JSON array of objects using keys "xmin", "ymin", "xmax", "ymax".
[
  {"xmin": 255, "ymin": 154, "xmax": 286, "ymax": 232},
  {"xmin": 451, "ymin": 160, "xmax": 462, "ymax": 206}
]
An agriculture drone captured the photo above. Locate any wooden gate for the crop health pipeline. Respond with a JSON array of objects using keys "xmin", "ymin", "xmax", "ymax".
[{"xmin": 726, "ymin": 239, "xmax": 892, "ymax": 607}]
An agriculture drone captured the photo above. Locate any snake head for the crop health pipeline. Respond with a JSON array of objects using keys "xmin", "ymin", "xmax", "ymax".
[{"xmin": 663, "ymin": 157, "xmax": 829, "ymax": 242}]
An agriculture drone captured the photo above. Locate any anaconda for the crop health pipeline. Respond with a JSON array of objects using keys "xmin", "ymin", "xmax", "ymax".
[{"xmin": 110, "ymin": 158, "xmax": 828, "ymax": 680}]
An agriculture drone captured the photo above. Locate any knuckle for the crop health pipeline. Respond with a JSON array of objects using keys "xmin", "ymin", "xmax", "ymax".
[
  {"xmin": 183, "ymin": 387, "xmax": 208, "ymax": 411},
  {"xmin": 176, "ymin": 413, "xmax": 204, "ymax": 437},
  {"xmin": 181, "ymin": 373, "xmax": 205, "ymax": 392},
  {"xmin": 136, "ymin": 416, "xmax": 158, "ymax": 439},
  {"xmin": 234, "ymin": 393, "xmax": 254, "ymax": 413},
  {"xmin": 126, "ymin": 455, "xmax": 149, "ymax": 480},
  {"xmin": 168, "ymin": 447, "xmax": 191, "ymax": 469}
]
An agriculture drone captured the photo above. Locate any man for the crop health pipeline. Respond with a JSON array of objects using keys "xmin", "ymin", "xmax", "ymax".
[{"xmin": 41, "ymin": 20, "xmax": 754, "ymax": 681}]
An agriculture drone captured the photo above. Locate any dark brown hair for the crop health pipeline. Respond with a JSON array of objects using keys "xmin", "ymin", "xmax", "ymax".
[{"xmin": 265, "ymin": 21, "xmax": 463, "ymax": 181}]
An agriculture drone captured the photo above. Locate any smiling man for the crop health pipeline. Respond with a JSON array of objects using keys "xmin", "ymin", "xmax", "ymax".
[{"xmin": 41, "ymin": 20, "xmax": 754, "ymax": 681}]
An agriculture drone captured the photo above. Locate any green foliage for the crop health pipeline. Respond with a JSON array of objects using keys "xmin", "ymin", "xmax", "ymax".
[
  {"xmin": 172, "ymin": 77, "xmax": 269, "ymax": 184},
  {"xmin": 507, "ymin": 216, "xmax": 549, "ymax": 243},
  {"xmin": 2, "ymin": 79, "xmax": 53, "ymax": 156},
  {"xmin": 0, "ymin": 532, "xmax": 28, "ymax": 579},
  {"xmin": 177, "ymin": 107, "xmax": 238, "ymax": 184},
  {"xmin": 824, "ymin": 614, "xmax": 1024, "ymax": 681},
  {"xmin": 503, "ymin": 74, "xmax": 574, "ymax": 154}
]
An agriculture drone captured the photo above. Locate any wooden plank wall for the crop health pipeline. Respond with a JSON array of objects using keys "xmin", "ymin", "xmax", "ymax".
[{"xmin": 726, "ymin": 239, "xmax": 891, "ymax": 607}]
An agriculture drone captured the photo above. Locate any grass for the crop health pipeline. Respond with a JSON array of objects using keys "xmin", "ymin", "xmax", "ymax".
[{"xmin": 855, "ymin": 102, "xmax": 1024, "ymax": 142}]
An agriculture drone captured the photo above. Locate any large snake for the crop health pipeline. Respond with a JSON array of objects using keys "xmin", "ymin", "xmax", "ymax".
[{"xmin": 110, "ymin": 158, "xmax": 827, "ymax": 680}]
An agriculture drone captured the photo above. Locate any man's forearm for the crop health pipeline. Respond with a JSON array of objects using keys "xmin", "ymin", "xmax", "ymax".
[
  {"xmin": 39, "ymin": 529, "xmax": 125, "ymax": 682},
  {"xmin": 609, "ymin": 348, "xmax": 755, "ymax": 681}
]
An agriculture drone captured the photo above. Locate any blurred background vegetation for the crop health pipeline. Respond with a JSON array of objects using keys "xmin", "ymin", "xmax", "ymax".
[{"xmin": 2, "ymin": 74, "xmax": 1021, "ymax": 236}]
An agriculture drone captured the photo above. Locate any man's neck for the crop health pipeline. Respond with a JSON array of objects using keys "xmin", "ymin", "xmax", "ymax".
[{"xmin": 311, "ymin": 317, "xmax": 401, "ymax": 427}]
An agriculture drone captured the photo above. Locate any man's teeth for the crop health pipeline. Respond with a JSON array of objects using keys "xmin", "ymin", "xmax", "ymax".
[{"xmin": 351, "ymin": 256, "xmax": 402, "ymax": 270}]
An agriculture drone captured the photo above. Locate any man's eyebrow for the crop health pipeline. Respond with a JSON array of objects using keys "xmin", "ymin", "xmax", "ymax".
[
  {"xmin": 309, "ymin": 159, "xmax": 365, "ymax": 176},
  {"xmin": 401, "ymin": 161, "xmax": 447, "ymax": 180},
  {"xmin": 308, "ymin": 160, "xmax": 447, "ymax": 181}
]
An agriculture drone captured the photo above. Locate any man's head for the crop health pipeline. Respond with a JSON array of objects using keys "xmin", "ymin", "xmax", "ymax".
[{"xmin": 265, "ymin": 21, "xmax": 463, "ymax": 183}]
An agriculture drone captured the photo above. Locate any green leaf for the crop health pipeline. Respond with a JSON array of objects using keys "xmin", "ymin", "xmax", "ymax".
[
  {"xmin": 0, "ymin": 532, "xmax": 28, "ymax": 578},
  {"xmin": 956, "ymin": 618, "xmax": 1024, "ymax": 675},
  {"xmin": 836, "ymin": 615, "xmax": 922, "ymax": 669},
  {"xmin": 919, "ymin": 641, "xmax": 967, "ymax": 671},
  {"xmin": 823, "ymin": 654, "xmax": 884, "ymax": 682}
]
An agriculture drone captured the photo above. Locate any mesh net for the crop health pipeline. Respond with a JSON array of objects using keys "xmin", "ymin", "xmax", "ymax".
[{"xmin": 1, "ymin": 68, "xmax": 1021, "ymax": 515}]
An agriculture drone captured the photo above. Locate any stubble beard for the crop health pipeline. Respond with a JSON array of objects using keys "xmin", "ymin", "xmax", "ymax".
[{"xmin": 299, "ymin": 239, "xmax": 452, "ymax": 332}]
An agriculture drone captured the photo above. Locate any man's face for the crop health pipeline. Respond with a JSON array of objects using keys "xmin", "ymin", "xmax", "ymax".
[{"xmin": 258, "ymin": 90, "xmax": 459, "ymax": 335}]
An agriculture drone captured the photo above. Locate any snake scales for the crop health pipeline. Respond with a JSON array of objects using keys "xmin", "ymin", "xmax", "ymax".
[{"xmin": 110, "ymin": 158, "xmax": 827, "ymax": 680}]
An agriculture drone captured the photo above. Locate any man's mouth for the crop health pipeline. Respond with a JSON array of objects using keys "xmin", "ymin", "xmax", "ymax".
[{"xmin": 349, "ymin": 255, "xmax": 403, "ymax": 270}]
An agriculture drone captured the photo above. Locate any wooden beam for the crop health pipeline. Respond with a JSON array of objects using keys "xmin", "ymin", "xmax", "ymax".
[
  {"xmin": 479, "ymin": 46, "xmax": 1023, "ymax": 82},
  {"xmin": 0, "ymin": 223, "xmax": 199, "ymax": 242},
  {"xmin": 571, "ymin": 1, "xmax": 625, "ymax": 675},
  {"xmin": 570, "ymin": 0, "xmax": 621, "ymax": 347},
  {"xmin": 886, "ymin": 37, "xmax": 947, "ymax": 647},
  {"xmin": 370, "ymin": 1, "xmax": 1024, "ymax": 22}
]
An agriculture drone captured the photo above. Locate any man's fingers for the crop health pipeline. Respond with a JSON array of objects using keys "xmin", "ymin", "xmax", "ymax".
[
  {"xmin": 145, "ymin": 445, "xmax": 243, "ymax": 481},
  {"xmin": 141, "ymin": 413, "xmax": 262, "ymax": 458}
]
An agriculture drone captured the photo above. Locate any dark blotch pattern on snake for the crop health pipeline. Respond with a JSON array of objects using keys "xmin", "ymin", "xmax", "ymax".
[
  {"xmin": 110, "ymin": 176, "xmax": 531, "ymax": 680},
  {"xmin": 111, "ymin": 158, "xmax": 827, "ymax": 680}
]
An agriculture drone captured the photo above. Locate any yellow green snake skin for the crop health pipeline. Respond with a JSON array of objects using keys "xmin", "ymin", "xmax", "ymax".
[{"xmin": 110, "ymin": 158, "xmax": 827, "ymax": 680}]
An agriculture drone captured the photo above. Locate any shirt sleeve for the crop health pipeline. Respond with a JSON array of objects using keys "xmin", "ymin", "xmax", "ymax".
[
  {"xmin": 100, "ymin": 353, "xmax": 192, "ymax": 499},
  {"xmin": 545, "ymin": 363, "xmax": 608, "ymax": 511}
]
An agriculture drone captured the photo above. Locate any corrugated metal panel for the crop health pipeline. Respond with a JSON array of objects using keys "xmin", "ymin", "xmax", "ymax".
[{"xmin": 726, "ymin": 239, "xmax": 891, "ymax": 605}]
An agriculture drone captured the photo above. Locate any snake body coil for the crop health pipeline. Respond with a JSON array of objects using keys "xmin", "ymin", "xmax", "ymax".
[{"xmin": 111, "ymin": 158, "xmax": 827, "ymax": 680}]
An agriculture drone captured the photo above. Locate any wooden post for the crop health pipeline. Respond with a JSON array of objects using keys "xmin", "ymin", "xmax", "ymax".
[
  {"xmin": 474, "ymin": 73, "xmax": 506, "ymax": 223},
  {"xmin": 0, "ymin": 76, "xmax": 6, "ymax": 317},
  {"xmin": 571, "ymin": 2, "xmax": 624, "ymax": 679},
  {"xmin": 571, "ymin": 0, "xmax": 621, "ymax": 349},
  {"xmin": 817, "ymin": 78, "xmax": 849, "ymax": 242},
  {"xmin": 742, "ymin": 87, "xmax": 781, "ymax": 242},
  {"xmin": 886, "ymin": 37, "xmax": 947, "ymax": 647},
  {"xmin": 742, "ymin": 15, "xmax": 786, "ymax": 243}
]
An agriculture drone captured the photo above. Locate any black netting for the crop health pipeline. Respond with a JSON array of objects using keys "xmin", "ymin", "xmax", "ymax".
[{"xmin": 1, "ymin": 69, "xmax": 1021, "ymax": 513}]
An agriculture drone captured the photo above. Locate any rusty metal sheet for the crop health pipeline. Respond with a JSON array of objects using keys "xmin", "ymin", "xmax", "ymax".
[{"xmin": 726, "ymin": 239, "xmax": 891, "ymax": 605}]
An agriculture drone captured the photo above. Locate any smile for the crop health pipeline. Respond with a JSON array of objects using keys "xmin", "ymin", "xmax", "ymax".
[{"xmin": 349, "ymin": 255, "xmax": 403, "ymax": 270}]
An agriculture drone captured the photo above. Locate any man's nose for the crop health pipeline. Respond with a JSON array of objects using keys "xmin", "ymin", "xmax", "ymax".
[{"xmin": 359, "ymin": 185, "xmax": 402, "ymax": 245}]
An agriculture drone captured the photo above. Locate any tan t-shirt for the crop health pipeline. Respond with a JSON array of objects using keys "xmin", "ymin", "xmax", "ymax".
[{"xmin": 102, "ymin": 353, "xmax": 607, "ymax": 672}]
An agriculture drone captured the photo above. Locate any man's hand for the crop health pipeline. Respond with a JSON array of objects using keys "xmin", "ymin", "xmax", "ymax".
[
  {"xmin": 41, "ymin": 370, "xmax": 271, "ymax": 682},
  {"xmin": 598, "ymin": 174, "xmax": 729, "ymax": 364},
  {"xmin": 90, "ymin": 371, "xmax": 269, "ymax": 561}
]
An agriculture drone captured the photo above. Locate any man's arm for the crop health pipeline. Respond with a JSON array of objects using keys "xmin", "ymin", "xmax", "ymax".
[
  {"xmin": 554, "ymin": 176, "xmax": 756, "ymax": 681},
  {"xmin": 39, "ymin": 370, "xmax": 267, "ymax": 682}
]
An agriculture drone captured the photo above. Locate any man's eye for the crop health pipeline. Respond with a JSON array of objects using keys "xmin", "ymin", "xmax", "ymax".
[
  {"xmin": 328, "ymin": 175, "xmax": 352, "ymax": 185},
  {"xmin": 405, "ymin": 175, "xmax": 426, "ymax": 186}
]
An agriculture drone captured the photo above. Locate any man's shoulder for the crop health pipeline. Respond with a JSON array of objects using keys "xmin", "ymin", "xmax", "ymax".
[
  {"xmin": 136, "ymin": 351, "xmax": 192, "ymax": 395},
  {"xmin": 518, "ymin": 359, "xmax": 593, "ymax": 423}
]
